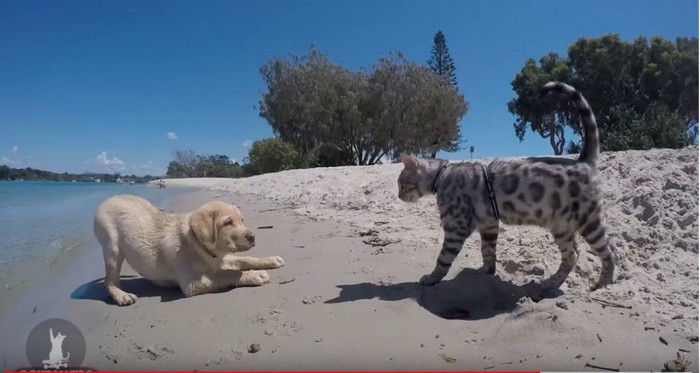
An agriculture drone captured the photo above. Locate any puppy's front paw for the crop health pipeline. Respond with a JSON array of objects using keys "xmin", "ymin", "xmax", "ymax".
[
  {"xmin": 248, "ymin": 270, "xmax": 271, "ymax": 286},
  {"xmin": 112, "ymin": 291, "xmax": 137, "ymax": 306},
  {"xmin": 265, "ymin": 256, "xmax": 285, "ymax": 269},
  {"xmin": 419, "ymin": 274, "xmax": 442, "ymax": 287}
]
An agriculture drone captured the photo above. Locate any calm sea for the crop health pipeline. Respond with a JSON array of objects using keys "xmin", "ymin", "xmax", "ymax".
[{"xmin": 0, "ymin": 181, "xmax": 186, "ymax": 291}]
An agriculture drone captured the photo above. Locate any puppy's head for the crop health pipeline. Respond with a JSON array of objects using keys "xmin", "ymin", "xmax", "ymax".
[{"xmin": 188, "ymin": 201, "xmax": 256, "ymax": 258}]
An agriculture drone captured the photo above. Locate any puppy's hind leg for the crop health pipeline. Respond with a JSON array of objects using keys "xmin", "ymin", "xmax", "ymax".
[{"xmin": 101, "ymin": 239, "xmax": 137, "ymax": 306}]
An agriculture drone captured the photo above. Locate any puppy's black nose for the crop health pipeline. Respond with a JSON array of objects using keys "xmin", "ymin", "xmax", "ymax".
[{"xmin": 245, "ymin": 231, "xmax": 256, "ymax": 243}]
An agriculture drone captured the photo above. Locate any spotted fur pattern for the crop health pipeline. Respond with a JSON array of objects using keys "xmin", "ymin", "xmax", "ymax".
[{"xmin": 397, "ymin": 81, "xmax": 616, "ymax": 291}]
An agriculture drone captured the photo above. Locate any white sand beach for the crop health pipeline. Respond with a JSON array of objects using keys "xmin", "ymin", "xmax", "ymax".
[{"xmin": 0, "ymin": 147, "xmax": 697, "ymax": 371}]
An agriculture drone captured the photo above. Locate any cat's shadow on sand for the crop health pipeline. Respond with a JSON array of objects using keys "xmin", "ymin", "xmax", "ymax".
[
  {"xmin": 325, "ymin": 268, "xmax": 562, "ymax": 320},
  {"xmin": 71, "ymin": 276, "xmax": 184, "ymax": 305},
  {"xmin": 71, "ymin": 270, "xmax": 562, "ymax": 316}
]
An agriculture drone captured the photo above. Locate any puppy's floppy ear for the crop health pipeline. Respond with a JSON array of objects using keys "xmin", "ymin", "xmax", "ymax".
[
  {"xmin": 400, "ymin": 153, "xmax": 419, "ymax": 169},
  {"xmin": 189, "ymin": 207, "xmax": 218, "ymax": 258}
]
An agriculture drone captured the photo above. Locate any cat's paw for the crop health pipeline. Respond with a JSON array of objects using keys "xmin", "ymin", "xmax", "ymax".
[
  {"xmin": 592, "ymin": 271, "xmax": 614, "ymax": 291},
  {"xmin": 482, "ymin": 264, "xmax": 496, "ymax": 275},
  {"xmin": 419, "ymin": 274, "xmax": 442, "ymax": 286},
  {"xmin": 590, "ymin": 279, "xmax": 612, "ymax": 292}
]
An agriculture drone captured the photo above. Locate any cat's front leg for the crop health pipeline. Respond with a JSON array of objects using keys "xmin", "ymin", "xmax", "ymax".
[{"xmin": 420, "ymin": 220, "xmax": 475, "ymax": 286}]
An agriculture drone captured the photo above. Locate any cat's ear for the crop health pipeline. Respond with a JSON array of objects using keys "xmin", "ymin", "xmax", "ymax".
[{"xmin": 400, "ymin": 154, "xmax": 419, "ymax": 169}]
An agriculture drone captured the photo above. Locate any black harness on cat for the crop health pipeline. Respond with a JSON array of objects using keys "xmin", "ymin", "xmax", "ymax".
[
  {"xmin": 432, "ymin": 163, "xmax": 450, "ymax": 193},
  {"xmin": 432, "ymin": 161, "xmax": 501, "ymax": 221},
  {"xmin": 482, "ymin": 163, "xmax": 501, "ymax": 221}
]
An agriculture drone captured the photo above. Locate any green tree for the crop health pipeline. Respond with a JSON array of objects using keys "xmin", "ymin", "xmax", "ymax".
[
  {"xmin": 507, "ymin": 52, "xmax": 574, "ymax": 155},
  {"xmin": 366, "ymin": 52, "xmax": 467, "ymax": 159},
  {"xmin": 171, "ymin": 149, "xmax": 200, "ymax": 177},
  {"xmin": 565, "ymin": 140, "xmax": 582, "ymax": 155},
  {"xmin": 166, "ymin": 161, "xmax": 189, "ymax": 178},
  {"xmin": 258, "ymin": 47, "xmax": 468, "ymax": 165},
  {"xmin": 195, "ymin": 154, "xmax": 244, "ymax": 178},
  {"xmin": 246, "ymin": 137, "xmax": 303, "ymax": 175},
  {"xmin": 426, "ymin": 30, "xmax": 461, "ymax": 158},
  {"xmin": 167, "ymin": 151, "xmax": 244, "ymax": 178},
  {"xmin": 259, "ymin": 48, "xmax": 368, "ymax": 164},
  {"xmin": 427, "ymin": 30, "xmax": 458, "ymax": 90},
  {"xmin": 509, "ymin": 34, "xmax": 698, "ymax": 154}
]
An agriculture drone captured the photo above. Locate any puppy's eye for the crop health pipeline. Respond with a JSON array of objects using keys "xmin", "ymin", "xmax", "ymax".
[{"xmin": 223, "ymin": 217, "xmax": 234, "ymax": 226}]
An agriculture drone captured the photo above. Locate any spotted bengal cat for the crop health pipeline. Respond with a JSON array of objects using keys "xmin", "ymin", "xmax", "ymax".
[{"xmin": 397, "ymin": 81, "xmax": 617, "ymax": 291}]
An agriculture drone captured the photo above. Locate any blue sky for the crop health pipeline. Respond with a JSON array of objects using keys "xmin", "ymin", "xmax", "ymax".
[{"xmin": 0, "ymin": 0, "xmax": 697, "ymax": 176}]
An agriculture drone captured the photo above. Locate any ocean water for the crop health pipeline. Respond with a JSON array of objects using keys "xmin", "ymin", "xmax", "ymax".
[{"xmin": 0, "ymin": 181, "xmax": 186, "ymax": 291}]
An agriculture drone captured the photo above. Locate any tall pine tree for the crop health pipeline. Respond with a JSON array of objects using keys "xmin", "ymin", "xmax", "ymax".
[
  {"xmin": 426, "ymin": 30, "xmax": 461, "ymax": 158},
  {"xmin": 427, "ymin": 30, "xmax": 458, "ymax": 91}
]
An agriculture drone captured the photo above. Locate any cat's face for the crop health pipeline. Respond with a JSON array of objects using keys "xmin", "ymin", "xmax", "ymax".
[
  {"xmin": 397, "ymin": 154, "xmax": 426, "ymax": 203},
  {"xmin": 55, "ymin": 332, "xmax": 66, "ymax": 342}
]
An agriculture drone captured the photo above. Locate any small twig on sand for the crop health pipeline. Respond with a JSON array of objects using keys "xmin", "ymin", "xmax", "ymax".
[
  {"xmin": 258, "ymin": 207, "xmax": 287, "ymax": 213},
  {"xmin": 32, "ymin": 306, "xmax": 36, "ymax": 313},
  {"xmin": 596, "ymin": 333, "xmax": 603, "ymax": 342},
  {"xmin": 585, "ymin": 362, "xmax": 620, "ymax": 371},
  {"xmin": 278, "ymin": 278, "xmax": 296, "ymax": 285},
  {"xmin": 257, "ymin": 226, "xmax": 274, "ymax": 229},
  {"xmin": 659, "ymin": 336, "xmax": 669, "ymax": 345},
  {"xmin": 591, "ymin": 297, "xmax": 632, "ymax": 309}
]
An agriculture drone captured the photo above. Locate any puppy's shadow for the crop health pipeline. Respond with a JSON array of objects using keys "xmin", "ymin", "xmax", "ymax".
[
  {"xmin": 325, "ymin": 268, "xmax": 562, "ymax": 320},
  {"xmin": 71, "ymin": 276, "xmax": 183, "ymax": 305}
]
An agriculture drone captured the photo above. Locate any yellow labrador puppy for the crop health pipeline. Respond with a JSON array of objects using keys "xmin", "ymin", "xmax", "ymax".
[{"xmin": 93, "ymin": 194, "xmax": 285, "ymax": 306}]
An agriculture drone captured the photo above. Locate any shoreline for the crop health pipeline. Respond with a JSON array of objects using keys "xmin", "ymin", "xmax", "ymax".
[
  {"xmin": 0, "ymin": 183, "xmax": 190, "ymax": 308},
  {"xmin": 0, "ymin": 185, "xmax": 204, "ymax": 371},
  {"xmin": 0, "ymin": 183, "xmax": 194, "ymax": 320}
]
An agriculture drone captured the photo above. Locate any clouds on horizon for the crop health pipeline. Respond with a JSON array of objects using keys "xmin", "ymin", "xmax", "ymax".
[
  {"xmin": 0, "ymin": 156, "xmax": 16, "ymax": 166},
  {"xmin": 87, "ymin": 151, "xmax": 125, "ymax": 172},
  {"xmin": 0, "ymin": 145, "xmax": 37, "ymax": 167}
]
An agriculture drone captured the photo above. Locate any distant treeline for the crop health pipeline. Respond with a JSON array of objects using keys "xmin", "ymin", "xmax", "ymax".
[
  {"xmin": 0, "ymin": 165, "xmax": 161, "ymax": 183},
  {"xmin": 166, "ymin": 151, "xmax": 245, "ymax": 178}
]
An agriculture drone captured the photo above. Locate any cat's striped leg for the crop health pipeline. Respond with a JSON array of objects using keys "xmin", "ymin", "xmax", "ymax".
[
  {"xmin": 541, "ymin": 228, "xmax": 579, "ymax": 290},
  {"xmin": 420, "ymin": 220, "xmax": 475, "ymax": 286},
  {"xmin": 478, "ymin": 223, "xmax": 500, "ymax": 275},
  {"xmin": 579, "ymin": 214, "xmax": 616, "ymax": 290}
]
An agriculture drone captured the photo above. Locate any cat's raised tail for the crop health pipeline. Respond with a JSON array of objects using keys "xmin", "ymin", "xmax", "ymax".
[{"xmin": 540, "ymin": 81, "xmax": 599, "ymax": 168}]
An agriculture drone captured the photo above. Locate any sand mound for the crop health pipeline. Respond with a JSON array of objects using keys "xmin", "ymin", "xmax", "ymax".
[{"xmin": 160, "ymin": 146, "xmax": 699, "ymax": 333}]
